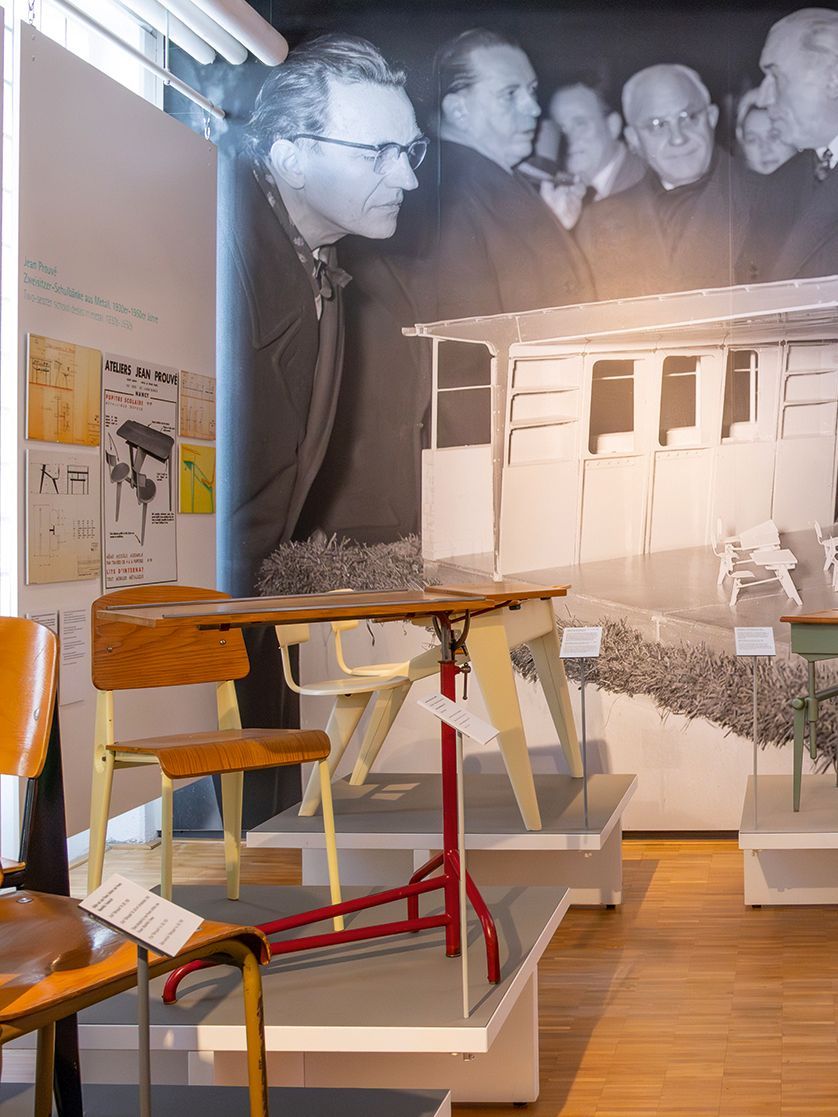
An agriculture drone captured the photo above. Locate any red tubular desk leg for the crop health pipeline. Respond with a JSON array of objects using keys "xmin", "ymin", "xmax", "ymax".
[{"xmin": 162, "ymin": 612, "xmax": 501, "ymax": 1003}]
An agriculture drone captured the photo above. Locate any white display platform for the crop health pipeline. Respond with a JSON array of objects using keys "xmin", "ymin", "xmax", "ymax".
[
  {"xmin": 7, "ymin": 884, "xmax": 568, "ymax": 1105},
  {"xmin": 740, "ymin": 774, "xmax": 838, "ymax": 905},
  {"xmin": 250, "ymin": 772, "xmax": 637, "ymax": 905},
  {"xmin": 0, "ymin": 1083, "xmax": 450, "ymax": 1117}
]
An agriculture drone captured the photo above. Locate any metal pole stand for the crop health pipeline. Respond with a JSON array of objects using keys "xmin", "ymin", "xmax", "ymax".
[
  {"xmin": 137, "ymin": 945, "xmax": 152, "ymax": 1117},
  {"xmin": 752, "ymin": 656, "xmax": 759, "ymax": 830},
  {"xmin": 580, "ymin": 658, "xmax": 589, "ymax": 829},
  {"xmin": 456, "ymin": 729, "xmax": 469, "ymax": 1019}
]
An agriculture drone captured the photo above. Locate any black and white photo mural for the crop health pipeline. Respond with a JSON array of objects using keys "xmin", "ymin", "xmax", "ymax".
[{"xmin": 169, "ymin": 4, "xmax": 838, "ymax": 820}]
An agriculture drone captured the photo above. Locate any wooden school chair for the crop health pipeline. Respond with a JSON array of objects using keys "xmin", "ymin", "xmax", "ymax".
[
  {"xmin": 0, "ymin": 616, "xmax": 59, "ymax": 889},
  {"xmin": 0, "ymin": 888, "xmax": 271, "ymax": 1117},
  {"xmin": 89, "ymin": 585, "xmax": 343, "ymax": 918}
]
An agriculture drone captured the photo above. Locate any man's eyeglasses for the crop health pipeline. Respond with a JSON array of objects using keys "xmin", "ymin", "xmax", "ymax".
[
  {"xmin": 288, "ymin": 133, "xmax": 429, "ymax": 174},
  {"xmin": 639, "ymin": 106, "xmax": 708, "ymax": 137}
]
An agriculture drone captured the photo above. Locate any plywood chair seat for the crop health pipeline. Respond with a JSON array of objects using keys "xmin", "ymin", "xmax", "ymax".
[
  {"xmin": 111, "ymin": 727, "xmax": 330, "ymax": 779},
  {"xmin": 0, "ymin": 890, "xmax": 271, "ymax": 1117},
  {"xmin": 0, "ymin": 890, "xmax": 269, "ymax": 1022},
  {"xmin": 0, "ymin": 855, "xmax": 25, "ymax": 878},
  {"xmin": 90, "ymin": 586, "xmax": 343, "ymax": 922}
]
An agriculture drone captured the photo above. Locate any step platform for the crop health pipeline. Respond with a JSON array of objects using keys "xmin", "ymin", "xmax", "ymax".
[
  {"xmin": 250, "ymin": 771, "xmax": 637, "ymax": 905},
  {"xmin": 5, "ymin": 884, "xmax": 568, "ymax": 1105},
  {"xmin": 0, "ymin": 1083, "xmax": 450, "ymax": 1116},
  {"xmin": 740, "ymin": 774, "xmax": 838, "ymax": 904}
]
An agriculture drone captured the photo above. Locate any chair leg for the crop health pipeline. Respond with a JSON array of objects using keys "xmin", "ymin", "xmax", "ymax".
[
  {"xmin": 35, "ymin": 1022, "xmax": 56, "ymax": 1117},
  {"xmin": 115, "ymin": 479, "xmax": 122, "ymax": 522},
  {"xmin": 319, "ymin": 760, "xmax": 344, "ymax": 931},
  {"xmin": 298, "ymin": 691, "xmax": 369, "ymax": 816},
  {"xmin": 88, "ymin": 747, "xmax": 115, "ymax": 893},
  {"xmin": 349, "ymin": 682, "xmax": 411, "ymax": 786},
  {"xmin": 161, "ymin": 773, "xmax": 174, "ymax": 900},
  {"xmin": 240, "ymin": 949, "xmax": 269, "ymax": 1117},
  {"xmin": 220, "ymin": 770, "xmax": 244, "ymax": 901}
]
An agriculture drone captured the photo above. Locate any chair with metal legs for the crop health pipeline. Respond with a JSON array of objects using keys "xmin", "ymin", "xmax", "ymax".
[
  {"xmin": 274, "ymin": 622, "xmax": 410, "ymax": 817},
  {"xmin": 105, "ymin": 435, "xmax": 131, "ymax": 523},
  {"xmin": 0, "ymin": 889, "xmax": 271, "ymax": 1117},
  {"xmin": 89, "ymin": 585, "xmax": 343, "ymax": 926}
]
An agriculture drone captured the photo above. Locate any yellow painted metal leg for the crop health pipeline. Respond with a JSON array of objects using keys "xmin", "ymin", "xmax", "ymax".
[
  {"xmin": 240, "ymin": 950, "xmax": 269, "ymax": 1117},
  {"xmin": 349, "ymin": 682, "xmax": 411, "ymax": 785},
  {"xmin": 319, "ymin": 760, "xmax": 344, "ymax": 931},
  {"xmin": 298, "ymin": 691, "xmax": 369, "ymax": 816},
  {"xmin": 34, "ymin": 1022, "xmax": 55, "ymax": 1117},
  {"xmin": 88, "ymin": 746, "xmax": 115, "ymax": 893},
  {"xmin": 528, "ymin": 629, "xmax": 583, "ymax": 777},
  {"xmin": 220, "ymin": 770, "xmax": 244, "ymax": 901},
  {"xmin": 467, "ymin": 612, "xmax": 542, "ymax": 831},
  {"xmin": 161, "ymin": 773, "xmax": 174, "ymax": 900}
]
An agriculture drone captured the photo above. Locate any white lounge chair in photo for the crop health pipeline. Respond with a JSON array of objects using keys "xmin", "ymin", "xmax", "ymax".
[{"xmin": 814, "ymin": 521, "xmax": 838, "ymax": 577}]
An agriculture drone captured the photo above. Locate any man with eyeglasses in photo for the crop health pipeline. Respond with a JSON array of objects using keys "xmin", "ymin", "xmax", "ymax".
[
  {"xmin": 577, "ymin": 63, "xmax": 751, "ymax": 300},
  {"xmin": 218, "ymin": 33, "xmax": 424, "ymax": 775},
  {"xmin": 740, "ymin": 8, "xmax": 838, "ymax": 283}
]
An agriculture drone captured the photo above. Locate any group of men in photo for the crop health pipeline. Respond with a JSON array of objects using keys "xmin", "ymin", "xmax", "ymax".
[{"xmin": 217, "ymin": 6, "xmax": 838, "ymax": 748}]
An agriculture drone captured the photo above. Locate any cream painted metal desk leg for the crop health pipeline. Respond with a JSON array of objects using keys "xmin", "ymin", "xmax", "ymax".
[{"xmin": 465, "ymin": 598, "xmax": 582, "ymax": 833}]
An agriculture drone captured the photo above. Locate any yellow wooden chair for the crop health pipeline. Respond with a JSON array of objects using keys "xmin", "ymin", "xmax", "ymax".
[{"xmin": 89, "ymin": 585, "xmax": 342, "ymax": 921}]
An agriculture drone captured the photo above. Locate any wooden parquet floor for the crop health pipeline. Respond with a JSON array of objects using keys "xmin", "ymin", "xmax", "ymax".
[{"xmin": 71, "ymin": 838, "xmax": 838, "ymax": 1117}]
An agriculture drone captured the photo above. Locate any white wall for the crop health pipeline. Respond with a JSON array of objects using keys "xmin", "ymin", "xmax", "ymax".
[{"xmin": 15, "ymin": 26, "xmax": 217, "ymax": 836}]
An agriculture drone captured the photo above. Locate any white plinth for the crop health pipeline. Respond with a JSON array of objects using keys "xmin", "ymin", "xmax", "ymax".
[
  {"xmin": 0, "ymin": 1084, "xmax": 450, "ymax": 1117},
  {"xmin": 250, "ymin": 772, "xmax": 636, "ymax": 906},
  {"xmin": 740, "ymin": 774, "xmax": 838, "ymax": 905},
  {"xmin": 6, "ymin": 885, "xmax": 567, "ymax": 1105}
]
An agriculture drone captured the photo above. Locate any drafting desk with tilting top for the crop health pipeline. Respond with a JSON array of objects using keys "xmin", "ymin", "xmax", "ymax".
[{"xmin": 95, "ymin": 587, "xmax": 517, "ymax": 1001}]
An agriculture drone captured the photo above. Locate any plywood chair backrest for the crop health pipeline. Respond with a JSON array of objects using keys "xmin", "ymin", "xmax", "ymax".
[
  {"xmin": 92, "ymin": 585, "xmax": 251, "ymax": 692},
  {"xmin": 0, "ymin": 617, "xmax": 58, "ymax": 779}
]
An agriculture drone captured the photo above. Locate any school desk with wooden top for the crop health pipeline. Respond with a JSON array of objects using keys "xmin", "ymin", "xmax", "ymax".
[{"xmin": 95, "ymin": 587, "xmax": 516, "ymax": 1001}]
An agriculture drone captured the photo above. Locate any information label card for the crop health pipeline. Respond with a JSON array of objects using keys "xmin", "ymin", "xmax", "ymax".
[
  {"xmin": 560, "ymin": 626, "xmax": 603, "ymax": 658},
  {"xmin": 80, "ymin": 874, "xmax": 203, "ymax": 957},
  {"xmin": 734, "ymin": 627, "xmax": 776, "ymax": 657},
  {"xmin": 418, "ymin": 693, "xmax": 499, "ymax": 745}
]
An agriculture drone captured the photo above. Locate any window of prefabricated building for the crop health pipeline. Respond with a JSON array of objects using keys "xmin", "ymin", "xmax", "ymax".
[
  {"xmin": 0, "ymin": 1, "xmax": 160, "ymax": 854},
  {"xmin": 435, "ymin": 341, "xmax": 492, "ymax": 448},
  {"xmin": 722, "ymin": 349, "xmax": 759, "ymax": 439},
  {"xmin": 589, "ymin": 359, "xmax": 635, "ymax": 455},
  {"xmin": 659, "ymin": 354, "xmax": 699, "ymax": 446}
]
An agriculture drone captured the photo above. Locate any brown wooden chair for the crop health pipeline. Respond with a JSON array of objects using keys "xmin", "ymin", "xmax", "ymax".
[
  {"xmin": 89, "ymin": 585, "xmax": 342, "ymax": 918},
  {"xmin": 0, "ymin": 889, "xmax": 271, "ymax": 1117},
  {"xmin": 0, "ymin": 616, "xmax": 59, "ymax": 888}
]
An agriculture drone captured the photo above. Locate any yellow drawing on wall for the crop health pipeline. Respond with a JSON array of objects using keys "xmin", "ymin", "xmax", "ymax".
[
  {"xmin": 180, "ymin": 443, "xmax": 215, "ymax": 514},
  {"xmin": 27, "ymin": 334, "xmax": 101, "ymax": 445}
]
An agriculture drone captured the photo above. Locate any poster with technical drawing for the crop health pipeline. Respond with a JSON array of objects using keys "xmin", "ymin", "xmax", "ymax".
[
  {"xmin": 179, "ymin": 443, "xmax": 215, "ymax": 514},
  {"xmin": 102, "ymin": 352, "xmax": 177, "ymax": 587},
  {"xmin": 26, "ymin": 448, "xmax": 100, "ymax": 583},
  {"xmin": 26, "ymin": 334, "xmax": 101, "ymax": 445},
  {"xmin": 179, "ymin": 370, "xmax": 215, "ymax": 440}
]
